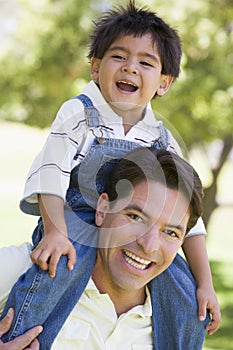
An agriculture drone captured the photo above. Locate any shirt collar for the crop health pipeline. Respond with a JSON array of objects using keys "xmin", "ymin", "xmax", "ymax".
[
  {"xmin": 82, "ymin": 80, "xmax": 160, "ymax": 129},
  {"xmin": 86, "ymin": 278, "xmax": 152, "ymax": 318}
]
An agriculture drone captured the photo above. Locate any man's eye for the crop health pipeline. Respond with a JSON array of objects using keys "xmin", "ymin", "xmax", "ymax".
[
  {"xmin": 163, "ymin": 229, "xmax": 179, "ymax": 239},
  {"xmin": 127, "ymin": 213, "xmax": 144, "ymax": 223}
]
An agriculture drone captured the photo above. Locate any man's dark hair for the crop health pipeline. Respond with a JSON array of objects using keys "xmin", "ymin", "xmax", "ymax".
[
  {"xmin": 88, "ymin": 0, "xmax": 182, "ymax": 78},
  {"xmin": 105, "ymin": 147, "xmax": 203, "ymax": 234}
]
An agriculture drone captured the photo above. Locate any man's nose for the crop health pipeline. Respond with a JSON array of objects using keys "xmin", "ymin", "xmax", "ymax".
[{"xmin": 136, "ymin": 225, "xmax": 161, "ymax": 254}]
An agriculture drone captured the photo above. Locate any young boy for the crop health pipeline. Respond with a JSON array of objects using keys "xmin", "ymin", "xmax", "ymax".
[{"xmin": 1, "ymin": 1, "xmax": 221, "ymax": 348}]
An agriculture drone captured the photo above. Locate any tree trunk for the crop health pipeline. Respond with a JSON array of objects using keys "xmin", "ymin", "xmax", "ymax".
[{"xmin": 202, "ymin": 134, "xmax": 233, "ymax": 228}]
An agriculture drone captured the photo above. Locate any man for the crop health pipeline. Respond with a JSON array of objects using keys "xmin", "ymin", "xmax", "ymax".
[{"xmin": 0, "ymin": 148, "xmax": 210, "ymax": 349}]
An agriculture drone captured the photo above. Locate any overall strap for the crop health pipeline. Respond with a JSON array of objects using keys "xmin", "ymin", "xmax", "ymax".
[
  {"xmin": 74, "ymin": 94, "xmax": 101, "ymax": 128},
  {"xmin": 75, "ymin": 94, "xmax": 170, "ymax": 149},
  {"xmin": 153, "ymin": 123, "xmax": 169, "ymax": 150}
]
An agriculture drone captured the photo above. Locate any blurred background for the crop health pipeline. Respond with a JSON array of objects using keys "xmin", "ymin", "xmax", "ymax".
[{"xmin": 0, "ymin": 0, "xmax": 232, "ymax": 348}]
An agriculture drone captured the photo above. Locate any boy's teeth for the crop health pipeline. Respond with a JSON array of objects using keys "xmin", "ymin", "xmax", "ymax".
[
  {"xmin": 123, "ymin": 250, "xmax": 151, "ymax": 270},
  {"xmin": 117, "ymin": 81, "xmax": 137, "ymax": 92}
]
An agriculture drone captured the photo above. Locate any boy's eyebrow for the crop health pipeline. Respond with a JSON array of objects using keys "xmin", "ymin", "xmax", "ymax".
[{"xmin": 108, "ymin": 46, "xmax": 161, "ymax": 63}]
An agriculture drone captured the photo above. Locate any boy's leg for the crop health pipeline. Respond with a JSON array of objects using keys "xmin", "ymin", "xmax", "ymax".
[
  {"xmin": 149, "ymin": 254, "xmax": 210, "ymax": 350},
  {"xmin": 1, "ymin": 243, "xmax": 96, "ymax": 348},
  {"xmin": 1, "ymin": 212, "xmax": 97, "ymax": 349}
]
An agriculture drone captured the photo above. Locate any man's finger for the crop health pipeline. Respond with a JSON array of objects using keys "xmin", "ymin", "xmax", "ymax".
[
  {"xmin": 25, "ymin": 338, "xmax": 40, "ymax": 350},
  {"xmin": 7, "ymin": 326, "xmax": 43, "ymax": 350},
  {"xmin": 0, "ymin": 308, "xmax": 14, "ymax": 336}
]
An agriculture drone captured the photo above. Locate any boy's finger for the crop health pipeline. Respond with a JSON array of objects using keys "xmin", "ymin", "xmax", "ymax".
[
  {"xmin": 198, "ymin": 301, "xmax": 207, "ymax": 321},
  {"xmin": 206, "ymin": 319, "xmax": 219, "ymax": 335},
  {"xmin": 48, "ymin": 253, "xmax": 61, "ymax": 277},
  {"xmin": 67, "ymin": 246, "xmax": 77, "ymax": 271},
  {"xmin": 30, "ymin": 250, "xmax": 49, "ymax": 270}
]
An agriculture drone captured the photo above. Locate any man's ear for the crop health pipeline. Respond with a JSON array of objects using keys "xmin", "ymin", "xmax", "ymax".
[
  {"xmin": 157, "ymin": 75, "xmax": 173, "ymax": 96},
  {"xmin": 91, "ymin": 57, "xmax": 101, "ymax": 81},
  {"xmin": 95, "ymin": 193, "xmax": 110, "ymax": 226}
]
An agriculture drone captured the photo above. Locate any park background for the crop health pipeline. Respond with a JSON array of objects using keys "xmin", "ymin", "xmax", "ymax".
[{"xmin": 0, "ymin": 0, "xmax": 232, "ymax": 349}]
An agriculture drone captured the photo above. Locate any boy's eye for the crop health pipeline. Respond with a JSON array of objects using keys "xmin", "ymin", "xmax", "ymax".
[
  {"xmin": 112, "ymin": 54, "xmax": 125, "ymax": 60},
  {"xmin": 140, "ymin": 61, "xmax": 153, "ymax": 67}
]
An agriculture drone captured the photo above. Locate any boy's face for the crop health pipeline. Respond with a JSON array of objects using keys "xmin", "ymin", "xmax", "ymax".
[
  {"xmin": 91, "ymin": 34, "xmax": 173, "ymax": 121},
  {"xmin": 94, "ymin": 180, "xmax": 189, "ymax": 294}
]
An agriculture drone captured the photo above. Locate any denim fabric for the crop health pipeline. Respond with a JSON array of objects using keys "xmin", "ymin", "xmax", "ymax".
[
  {"xmin": 149, "ymin": 254, "xmax": 210, "ymax": 350},
  {"xmin": 1, "ymin": 96, "xmax": 209, "ymax": 349}
]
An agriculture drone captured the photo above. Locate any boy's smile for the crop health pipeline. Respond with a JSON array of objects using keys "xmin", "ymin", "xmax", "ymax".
[{"xmin": 91, "ymin": 34, "xmax": 173, "ymax": 127}]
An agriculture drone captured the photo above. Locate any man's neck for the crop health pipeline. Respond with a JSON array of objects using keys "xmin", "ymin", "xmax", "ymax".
[{"xmin": 92, "ymin": 261, "xmax": 146, "ymax": 317}]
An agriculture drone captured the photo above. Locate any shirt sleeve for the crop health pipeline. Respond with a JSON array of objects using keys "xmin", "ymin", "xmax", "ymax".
[
  {"xmin": 20, "ymin": 99, "xmax": 86, "ymax": 215},
  {"xmin": 186, "ymin": 217, "xmax": 206, "ymax": 237},
  {"xmin": 166, "ymin": 130, "xmax": 207, "ymax": 237},
  {"xmin": 0, "ymin": 243, "xmax": 33, "ymax": 315}
]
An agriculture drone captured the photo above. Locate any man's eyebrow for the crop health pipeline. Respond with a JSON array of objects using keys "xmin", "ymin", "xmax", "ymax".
[
  {"xmin": 166, "ymin": 224, "xmax": 186, "ymax": 234},
  {"xmin": 108, "ymin": 46, "xmax": 160, "ymax": 63},
  {"xmin": 121, "ymin": 204, "xmax": 148, "ymax": 218}
]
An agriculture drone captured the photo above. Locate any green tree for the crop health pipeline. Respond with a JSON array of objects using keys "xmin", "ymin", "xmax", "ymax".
[
  {"xmin": 151, "ymin": 0, "xmax": 233, "ymax": 227},
  {"xmin": 0, "ymin": 0, "xmax": 100, "ymax": 127}
]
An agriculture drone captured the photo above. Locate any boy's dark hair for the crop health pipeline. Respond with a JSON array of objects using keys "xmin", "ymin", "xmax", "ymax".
[
  {"xmin": 105, "ymin": 147, "xmax": 203, "ymax": 234},
  {"xmin": 88, "ymin": 0, "xmax": 182, "ymax": 78}
]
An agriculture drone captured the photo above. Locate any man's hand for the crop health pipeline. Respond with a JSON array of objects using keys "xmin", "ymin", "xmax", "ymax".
[
  {"xmin": 0, "ymin": 308, "xmax": 42, "ymax": 350},
  {"xmin": 196, "ymin": 286, "xmax": 222, "ymax": 335},
  {"xmin": 30, "ymin": 230, "xmax": 76, "ymax": 278}
]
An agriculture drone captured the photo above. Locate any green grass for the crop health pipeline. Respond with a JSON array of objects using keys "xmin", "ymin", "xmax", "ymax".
[{"xmin": 0, "ymin": 121, "xmax": 233, "ymax": 349}]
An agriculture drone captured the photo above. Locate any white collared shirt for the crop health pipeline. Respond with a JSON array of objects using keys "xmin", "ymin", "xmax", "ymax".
[{"xmin": 53, "ymin": 279, "xmax": 153, "ymax": 350}]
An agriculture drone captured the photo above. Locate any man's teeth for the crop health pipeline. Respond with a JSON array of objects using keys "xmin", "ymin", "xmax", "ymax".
[{"xmin": 124, "ymin": 250, "xmax": 151, "ymax": 270}]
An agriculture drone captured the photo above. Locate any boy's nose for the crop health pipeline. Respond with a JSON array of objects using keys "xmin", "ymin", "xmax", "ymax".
[
  {"xmin": 136, "ymin": 225, "xmax": 161, "ymax": 254},
  {"xmin": 122, "ymin": 62, "xmax": 138, "ymax": 75}
]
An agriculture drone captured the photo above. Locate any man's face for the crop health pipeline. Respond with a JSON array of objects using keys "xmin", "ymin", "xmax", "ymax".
[{"xmin": 94, "ymin": 180, "xmax": 190, "ymax": 294}]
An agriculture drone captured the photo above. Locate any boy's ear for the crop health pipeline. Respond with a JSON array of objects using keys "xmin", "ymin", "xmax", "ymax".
[
  {"xmin": 95, "ymin": 193, "xmax": 110, "ymax": 226},
  {"xmin": 91, "ymin": 57, "xmax": 101, "ymax": 81},
  {"xmin": 157, "ymin": 75, "xmax": 173, "ymax": 96}
]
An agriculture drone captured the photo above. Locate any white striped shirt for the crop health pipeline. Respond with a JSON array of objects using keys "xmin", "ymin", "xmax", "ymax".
[{"xmin": 20, "ymin": 80, "xmax": 206, "ymax": 236}]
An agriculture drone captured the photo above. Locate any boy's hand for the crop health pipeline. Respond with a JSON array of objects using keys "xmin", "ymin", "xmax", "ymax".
[
  {"xmin": 30, "ymin": 230, "xmax": 76, "ymax": 278},
  {"xmin": 196, "ymin": 286, "xmax": 222, "ymax": 335},
  {"xmin": 0, "ymin": 308, "xmax": 42, "ymax": 350}
]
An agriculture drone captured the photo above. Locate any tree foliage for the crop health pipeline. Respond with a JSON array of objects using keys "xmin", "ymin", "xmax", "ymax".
[
  {"xmin": 0, "ymin": 0, "xmax": 101, "ymax": 127},
  {"xmin": 150, "ymin": 0, "xmax": 233, "ymax": 226}
]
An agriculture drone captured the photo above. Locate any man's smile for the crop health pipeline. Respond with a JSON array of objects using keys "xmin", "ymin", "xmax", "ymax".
[{"xmin": 123, "ymin": 250, "xmax": 152, "ymax": 270}]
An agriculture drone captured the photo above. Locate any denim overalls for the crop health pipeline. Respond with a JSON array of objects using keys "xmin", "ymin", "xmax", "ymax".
[{"xmin": 1, "ymin": 95, "xmax": 210, "ymax": 349}]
